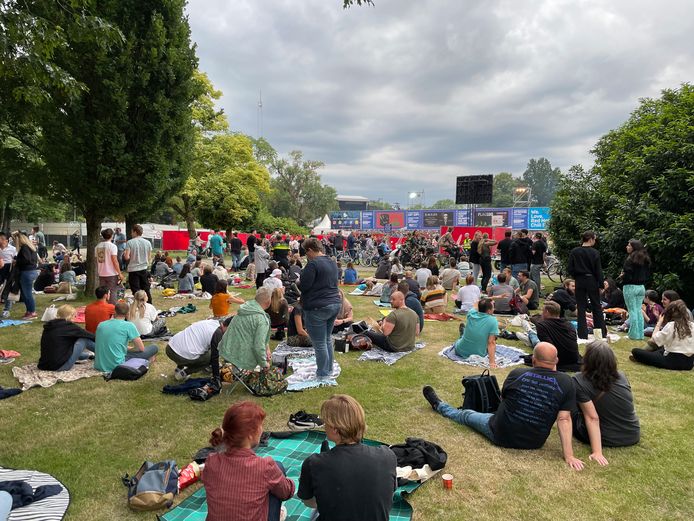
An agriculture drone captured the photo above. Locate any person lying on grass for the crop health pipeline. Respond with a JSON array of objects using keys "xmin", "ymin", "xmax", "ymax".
[
  {"xmin": 298, "ymin": 394, "xmax": 397, "ymax": 521},
  {"xmin": 204, "ymin": 401, "xmax": 294, "ymax": 521},
  {"xmin": 423, "ymin": 342, "xmax": 590, "ymax": 470}
]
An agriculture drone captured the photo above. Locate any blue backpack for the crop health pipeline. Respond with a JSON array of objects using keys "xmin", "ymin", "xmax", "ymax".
[{"xmin": 123, "ymin": 460, "xmax": 178, "ymax": 511}]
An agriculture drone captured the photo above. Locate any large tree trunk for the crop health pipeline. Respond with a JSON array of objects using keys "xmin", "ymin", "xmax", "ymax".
[
  {"xmin": 84, "ymin": 211, "xmax": 103, "ymax": 297},
  {"xmin": 125, "ymin": 215, "xmax": 136, "ymax": 240},
  {"xmin": 0, "ymin": 199, "xmax": 11, "ymax": 232}
]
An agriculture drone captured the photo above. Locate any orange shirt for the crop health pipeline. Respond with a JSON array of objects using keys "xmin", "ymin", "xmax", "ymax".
[
  {"xmin": 85, "ymin": 300, "xmax": 115, "ymax": 334},
  {"xmin": 210, "ymin": 293, "xmax": 230, "ymax": 317}
]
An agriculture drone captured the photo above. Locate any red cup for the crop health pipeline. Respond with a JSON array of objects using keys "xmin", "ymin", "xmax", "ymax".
[
  {"xmin": 442, "ymin": 473, "xmax": 453, "ymax": 489},
  {"xmin": 178, "ymin": 462, "xmax": 204, "ymax": 491}
]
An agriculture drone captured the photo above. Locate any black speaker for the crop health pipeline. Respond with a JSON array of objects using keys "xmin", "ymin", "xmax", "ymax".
[{"xmin": 456, "ymin": 175, "xmax": 493, "ymax": 204}]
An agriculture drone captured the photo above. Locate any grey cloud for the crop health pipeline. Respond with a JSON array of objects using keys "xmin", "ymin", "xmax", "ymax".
[{"xmin": 187, "ymin": 0, "xmax": 694, "ymax": 203}]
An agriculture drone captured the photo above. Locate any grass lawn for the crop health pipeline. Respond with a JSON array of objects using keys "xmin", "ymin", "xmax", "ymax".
[{"xmin": 1, "ymin": 259, "xmax": 693, "ymax": 520}]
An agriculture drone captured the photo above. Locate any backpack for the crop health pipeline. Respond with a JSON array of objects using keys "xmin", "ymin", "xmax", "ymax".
[
  {"xmin": 461, "ymin": 369, "xmax": 502, "ymax": 413},
  {"xmin": 509, "ymin": 295, "xmax": 528, "ymax": 315},
  {"xmin": 123, "ymin": 460, "xmax": 178, "ymax": 511},
  {"xmin": 349, "ymin": 334, "xmax": 373, "ymax": 351},
  {"xmin": 106, "ymin": 359, "xmax": 149, "ymax": 381}
]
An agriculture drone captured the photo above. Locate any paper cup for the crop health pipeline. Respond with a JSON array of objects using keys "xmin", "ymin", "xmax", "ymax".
[{"xmin": 442, "ymin": 473, "xmax": 454, "ymax": 489}]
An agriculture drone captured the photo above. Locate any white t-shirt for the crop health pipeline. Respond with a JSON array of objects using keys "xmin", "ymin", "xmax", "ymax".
[
  {"xmin": 0, "ymin": 244, "xmax": 16, "ymax": 265},
  {"xmin": 125, "ymin": 237, "xmax": 152, "ymax": 272},
  {"xmin": 263, "ymin": 277, "xmax": 283, "ymax": 291},
  {"xmin": 456, "ymin": 285, "xmax": 481, "ymax": 312},
  {"xmin": 168, "ymin": 319, "xmax": 220, "ymax": 359},
  {"xmin": 415, "ymin": 268, "xmax": 432, "ymax": 289},
  {"xmin": 130, "ymin": 303, "xmax": 159, "ymax": 336},
  {"xmin": 95, "ymin": 240, "xmax": 119, "ymax": 277},
  {"xmin": 652, "ymin": 321, "xmax": 694, "ymax": 356},
  {"xmin": 212, "ymin": 266, "xmax": 228, "ymax": 280}
]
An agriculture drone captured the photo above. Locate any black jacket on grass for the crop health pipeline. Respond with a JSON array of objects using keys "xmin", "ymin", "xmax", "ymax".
[{"xmin": 38, "ymin": 319, "xmax": 95, "ymax": 371}]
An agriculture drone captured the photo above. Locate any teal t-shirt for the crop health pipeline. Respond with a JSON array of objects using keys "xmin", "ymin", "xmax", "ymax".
[
  {"xmin": 454, "ymin": 309, "xmax": 499, "ymax": 358},
  {"xmin": 209, "ymin": 234, "xmax": 224, "ymax": 256},
  {"xmin": 95, "ymin": 319, "xmax": 140, "ymax": 372}
]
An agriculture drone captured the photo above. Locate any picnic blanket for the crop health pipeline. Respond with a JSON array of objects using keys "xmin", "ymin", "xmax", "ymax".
[
  {"xmin": 373, "ymin": 300, "xmax": 391, "ymax": 307},
  {"xmin": 439, "ymin": 344, "xmax": 526, "ymax": 369},
  {"xmin": 348, "ymin": 288, "xmax": 365, "ymax": 296},
  {"xmin": 159, "ymin": 430, "xmax": 427, "ymax": 521},
  {"xmin": 0, "ymin": 320, "xmax": 30, "ymax": 328},
  {"xmin": 358, "ymin": 343, "xmax": 426, "ymax": 366},
  {"xmin": 577, "ymin": 333, "xmax": 621, "ymax": 344},
  {"xmin": 423, "ymin": 313, "xmax": 461, "ymax": 321},
  {"xmin": 72, "ymin": 306, "xmax": 86, "ymax": 324},
  {"xmin": 272, "ymin": 343, "xmax": 341, "ymax": 391},
  {"xmin": 12, "ymin": 361, "xmax": 103, "ymax": 391},
  {"xmin": 0, "ymin": 466, "xmax": 70, "ymax": 521}
]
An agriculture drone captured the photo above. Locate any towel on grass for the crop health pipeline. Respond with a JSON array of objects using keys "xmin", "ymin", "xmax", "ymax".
[
  {"xmin": 358, "ymin": 343, "xmax": 426, "ymax": 365},
  {"xmin": 0, "ymin": 467, "xmax": 70, "ymax": 521},
  {"xmin": 439, "ymin": 344, "xmax": 526, "ymax": 369},
  {"xmin": 0, "ymin": 320, "xmax": 30, "ymax": 328},
  {"xmin": 272, "ymin": 343, "xmax": 341, "ymax": 391},
  {"xmin": 373, "ymin": 300, "xmax": 391, "ymax": 307},
  {"xmin": 12, "ymin": 362, "xmax": 103, "ymax": 391},
  {"xmin": 423, "ymin": 313, "xmax": 461, "ymax": 321},
  {"xmin": 159, "ymin": 431, "xmax": 426, "ymax": 521},
  {"xmin": 349, "ymin": 288, "xmax": 365, "ymax": 296}
]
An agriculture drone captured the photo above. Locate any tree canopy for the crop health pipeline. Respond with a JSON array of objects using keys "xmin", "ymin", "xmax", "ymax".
[
  {"xmin": 549, "ymin": 84, "xmax": 694, "ymax": 301},
  {"xmin": 522, "ymin": 158, "xmax": 561, "ymax": 206}
]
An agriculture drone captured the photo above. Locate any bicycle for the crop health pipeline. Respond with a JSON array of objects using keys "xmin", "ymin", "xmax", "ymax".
[{"xmin": 543, "ymin": 255, "xmax": 564, "ymax": 283}]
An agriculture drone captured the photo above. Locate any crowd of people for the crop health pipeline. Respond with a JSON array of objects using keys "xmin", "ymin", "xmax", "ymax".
[{"xmin": 1, "ymin": 223, "xmax": 693, "ymax": 521}]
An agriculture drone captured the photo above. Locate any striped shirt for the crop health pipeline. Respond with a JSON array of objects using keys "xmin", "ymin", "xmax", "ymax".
[{"xmin": 203, "ymin": 448, "xmax": 295, "ymax": 521}]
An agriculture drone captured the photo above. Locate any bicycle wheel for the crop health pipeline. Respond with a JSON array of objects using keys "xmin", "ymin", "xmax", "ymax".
[
  {"xmin": 369, "ymin": 256, "xmax": 380, "ymax": 267},
  {"xmin": 546, "ymin": 261, "xmax": 561, "ymax": 283}
]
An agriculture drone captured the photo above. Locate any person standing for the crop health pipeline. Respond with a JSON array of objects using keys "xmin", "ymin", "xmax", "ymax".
[
  {"xmin": 229, "ymin": 232, "xmax": 243, "ymax": 271},
  {"xmin": 477, "ymin": 233, "xmax": 497, "ymax": 291},
  {"xmin": 530, "ymin": 232, "xmax": 547, "ymax": 296},
  {"xmin": 254, "ymin": 240, "xmax": 271, "ymax": 289},
  {"xmin": 95, "ymin": 228, "xmax": 121, "ymax": 305},
  {"xmin": 497, "ymin": 230, "xmax": 513, "ymax": 272},
  {"xmin": 32, "ymin": 226, "xmax": 47, "ymax": 261},
  {"xmin": 509, "ymin": 229, "xmax": 533, "ymax": 280},
  {"xmin": 70, "ymin": 230, "xmax": 81, "ymax": 254},
  {"xmin": 4, "ymin": 231, "xmax": 40, "ymax": 319},
  {"xmin": 113, "ymin": 227, "xmax": 127, "ymax": 270},
  {"xmin": 621, "ymin": 239, "xmax": 650, "ymax": 340},
  {"xmin": 567, "ymin": 230, "xmax": 606, "ymax": 339},
  {"xmin": 246, "ymin": 230, "xmax": 257, "ymax": 262},
  {"xmin": 123, "ymin": 224, "xmax": 153, "ymax": 305},
  {"xmin": 468, "ymin": 231, "xmax": 482, "ymax": 285},
  {"xmin": 298, "ymin": 238, "xmax": 341, "ymax": 379},
  {"xmin": 208, "ymin": 230, "xmax": 224, "ymax": 258}
]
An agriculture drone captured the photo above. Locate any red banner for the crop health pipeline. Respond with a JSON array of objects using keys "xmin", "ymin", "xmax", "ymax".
[{"xmin": 440, "ymin": 226, "xmax": 511, "ymax": 255}]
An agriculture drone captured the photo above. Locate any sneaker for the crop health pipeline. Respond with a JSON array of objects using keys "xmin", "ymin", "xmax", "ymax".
[
  {"xmin": 515, "ymin": 332, "xmax": 531, "ymax": 347},
  {"xmin": 422, "ymin": 386, "xmax": 442, "ymax": 411},
  {"xmin": 521, "ymin": 319, "xmax": 536, "ymax": 333},
  {"xmin": 1, "ymin": 311, "xmax": 9, "ymax": 319},
  {"xmin": 22, "ymin": 312, "xmax": 38, "ymax": 320},
  {"xmin": 174, "ymin": 366, "xmax": 190, "ymax": 382},
  {"xmin": 279, "ymin": 505, "xmax": 288, "ymax": 521},
  {"xmin": 287, "ymin": 411, "xmax": 324, "ymax": 431}
]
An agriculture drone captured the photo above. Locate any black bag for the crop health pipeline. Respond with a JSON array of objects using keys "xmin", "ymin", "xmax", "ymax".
[
  {"xmin": 461, "ymin": 369, "xmax": 501, "ymax": 413},
  {"xmin": 105, "ymin": 359, "xmax": 149, "ymax": 381}
]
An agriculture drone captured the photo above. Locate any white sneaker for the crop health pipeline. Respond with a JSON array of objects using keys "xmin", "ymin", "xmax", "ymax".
[
  {"xmin": 515, "ymin": 332, "xmax": 532, "ymax": 347},
  {"xmin": 1, "ymin": 311, "xmax": 9, "ymax": 319},
  {"xmin": 522, "ymin": 319, "xmax": 536, "ymax": 333},
  {"xmin": 279, "ymin": 505, "xmax": 287, "ymax": 521},
  {"xmin": 174, "ymin": 366, "xmax": 189, "ymax": 382}
]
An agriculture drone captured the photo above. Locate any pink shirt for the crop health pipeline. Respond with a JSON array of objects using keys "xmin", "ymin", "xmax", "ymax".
[
  {"xmin": 95, "ymin": 240, "xmax": 119, "ymax": 277},
  {"xmin": 203, "ymin": 448, "xmax": 295, "ymax": 521}
]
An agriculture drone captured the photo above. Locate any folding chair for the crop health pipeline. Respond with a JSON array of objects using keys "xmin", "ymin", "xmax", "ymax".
[{"xmin": 225, "ymin": 365, "xmax": 257, "ymax": 396}]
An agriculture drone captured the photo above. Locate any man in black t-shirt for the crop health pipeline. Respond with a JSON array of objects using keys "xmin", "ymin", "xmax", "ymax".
[
  {"xmin": 423, "ymin": 343, "xmax": 586, "ymax": 470},
  {"xmin": 567, "ymin": 230, "xmax": 606, "ymax": 339},
  {"xmin": 298, "ymin": 395, "xmax": 397, "ymax": 521},
  {"xmin": 548, "ymin": 279, "xmax": 577, "ymax": 318},
  {"xmin": 522, "ymin": 301, "xmax": 582, "ymax": 372},
  {"xmin": 497, "ymin": 230, "xmax": 513, "ymax": 271},
  {"xmin": 246, "ymin": 230, "xmax": 257, "ymax": 262},
  {"xmin": 509, "ymin": 229, "xmax": 533, "ymax": 279},
  {"xmin": 468, "ymin": 231, "xmax": 481, "ymax": 285},
  {"xmin": 530, "ymin": 233, "xmax": 547, "ymax": 296},
  {"xmin": 229, "ymin": 232, "xmax": 243, "ymax": 271}
]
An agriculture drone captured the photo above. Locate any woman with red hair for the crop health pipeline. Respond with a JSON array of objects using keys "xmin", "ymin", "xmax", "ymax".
[{"xmin": 203, "ymin": 401, "xmax": 294, "ymax": 521}]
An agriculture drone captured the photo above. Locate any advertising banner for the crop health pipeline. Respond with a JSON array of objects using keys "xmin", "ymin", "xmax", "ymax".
[
  {"xmin": 406, "ymin": 211, "xmax": 421, "ymax": 230},
  {"xmin": 374, "ymin": 211, "xmax": 406, "ymax": 230},
  {"xmin": 454, "ymin": 209, "xmax": 471, "ymax": 226},
  {"xmin": 511, "ymin": 208, "xmax": 529, "ymax": 229},
  {"xmin": 422, "ymin": 210, "xmax": 455, "ymax": 228},
  {"xmin": 528, "ymin": 207, "xmax": 551, "ymax": 230},
  {"xmin": 330, "ymin": 211, "xmax": 361, "ymax": 229},
  {"xmin": 360, "ymin": 211, "xmax": 374, "ymax": 230},
  {"xmin": 474, "ymin": 208, "xmax": 510, "ymax": 227}
]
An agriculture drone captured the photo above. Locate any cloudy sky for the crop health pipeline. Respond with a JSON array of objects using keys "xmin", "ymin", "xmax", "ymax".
[{"xmin": 186, "ymin": 0, "xmax": 693, "ymax": 205}]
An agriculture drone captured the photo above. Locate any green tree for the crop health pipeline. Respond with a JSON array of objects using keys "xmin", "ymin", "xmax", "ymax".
[
  {"xmin": 492, "ymin": 172, "xmax": 523, "ymax": 207},
  {"xmin": 430, "ymin": 199, "xmax": 456, "ymax": 209},
  {"xmin": 522, "ymin": 158, "xmax": 562, "ymax": 206},
  {"xmin": 549, "ymin": 84, "xmax": 694, "ymax": 301},
  {"xmin": 368, "ymin": 200, "xmax": 392, "ymax": 210},
  {"xmin": 37, "ymin": 0, "xmax": 197, "ymax": 294},
  {"xmin": 269, "ymin": 151, "xmax": 338, "ymax": 226}
]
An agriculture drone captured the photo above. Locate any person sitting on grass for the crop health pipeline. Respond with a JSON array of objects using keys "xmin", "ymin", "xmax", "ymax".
[
  {"xmin": 38, "ymin": 304, "xmax": 95, "ymax": 371},
  {"xmin": 154, "ymin": 256, "xmax": 171, "ymax": 278},
  {"xmin": 166, "ymin": 318, "xmax": 225, "ymax": 381},
  {"xmin": 245, "ymin": 260, "xmax": 257, "ymax": 282},
  {"xmin": 127, "ymin": 290, "xmax": 165, "ymax": 338},
  {"xmin": 548, "ymin": 278, "xmax": 577, "ymax": 318},
  {"xmin": 397, "ymin": 281, "xmax": 424, "ymax": 333},
  {"xmin": 380, "ymin": 273, "xmax": 399, "ymax": 304},
  {"xmin": 262, "ymin": 268, "xmax": 284, "ymax": 291},
  {"xmin": 267, "ymin": 287, "xmax": 289, "ymax": 341},
  {"xmin": 487, "ymin": 272, "xmax": 514, "ymax": 314},
  {"xmin": 333, "ymin": 290, "xmax": 354, "ymax": 333},
  {"xmin": 204, "ymin": 400, "xmax": 294, "ymax": 521},
  {"xmin": 502, "ymin": 267, "xmax": 520, "ymax": 291},
  {"xmin": 453, "ymin": 298, "xmax": 499, "ymax": 368},
  {"xmin": 516, "ymin": 270, "xmax": 540, "ymax": 311},
  {"xmin": 390, "ymin": 257, "xmax": 403, "ymax": 277},
  {"xmin": 34, "ymin": 263, "xmax": 56, "ymax": 292},
  {"xmin": 420, "ymin": 275, "xmax": 448, "ymax": 314},
  {"xmin": 85, "ymin": 286, "xmax": 115, "ymax": 334},
  {"xmin": 297, "ymin": 395, "xmax": 397, "ymax": 521},
  {"xmin": 423, "ymin": 342, "xmax": 587, "ymax": 470},
  {"xmin": 177, "ymin": 263, "xmax": 194, "ymax": 294},
  {"xmin": 343, "ymin": 262, "xmax": 358, "ymax": 284},
  {"xmin": 631, "ymin": 299, "xmax": 694, "ymax": 371},
  {"xmin": 573, "ymin": 340, "xmax": 640, "ymax": 454},
  {"xmin": 94, "ymin": 302, "xmax": 159, "ymax": 373},
  {"xmin": 439, "ymin": 257, "xmax": 461, "ymax": 291},
  {"xmin": 219, "ymin": 287, "xmax": 287, "ymax": 395},
  {"xmin": 59, "ymin": 259, "xmax": 77, "ymax": 286},
  {"xmin": 200, "ymin": 264, "xmax": 218, "ymax": 295},
  {"xmin": 172, "ymin": 257, "xmax": 184, "ymax": 275},
  {"xmin": 212, "ymin": 261, "xmax": 229, "ymax": 281},
  {"xmin": 210, "ymin": 279, "xmax": 245, "ymax": 319},
  {"xmin": 518, "ymin": 301, "xmax": 582, "ymax": 372},
  {"xmin": 364, "ymin": 291, "xmax": 419, "ymax": 352},
  {"xmin": 454, "ymin": 274, "xmax": 481, "ymax": 313},
  {"xmin": 286, "ymin": 297, "xmax": 312, "ymax": 347}
]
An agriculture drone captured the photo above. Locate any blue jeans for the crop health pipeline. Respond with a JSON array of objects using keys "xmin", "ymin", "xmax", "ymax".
[
  {"xmin": 0, "ymin": 490, "xmax": 12, "ymax": 521},
  {"xmin": 511, "ymin": 263, "xmax": 527, "ymax": 281},
  {"xmin": 623, "ymin": 284, "xmax": 645, "ymax": 340},
  {"xmin": 231, "ymin": 252, "xmax": 241, "ymax": 270},
  {"xmin": 58, "ymin": 338, "xmax": 96, "ymax": 371},
  {"xmin": 528, "ymin": 329, "xmax": 540, "ymax": 347},
  {"xmin": 303, "ymin": 302, "xmax": 341, "ymax": 377},
  {"xmin": 125, "ymin": 344, "xmax": 159, "ymax": 360},
  {"xmin": 16, "ymin": 269, "xmax": 39, "ymax": 313},
  {"xmin": 267, "ymin": 461, "xmax": 286, "ymax": 521},
  {"xmin": 530, "ymin": 264, "xmax": 543, "ymax": 295},
  {"xmin": 437, "ymin": 401, "xmax": 495, "ymax": 442}
]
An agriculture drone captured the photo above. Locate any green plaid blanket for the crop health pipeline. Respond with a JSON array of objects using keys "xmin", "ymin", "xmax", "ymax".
[{"xmin": 159, "ymin": 430, "xmax": 424, "ymax": 521}]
